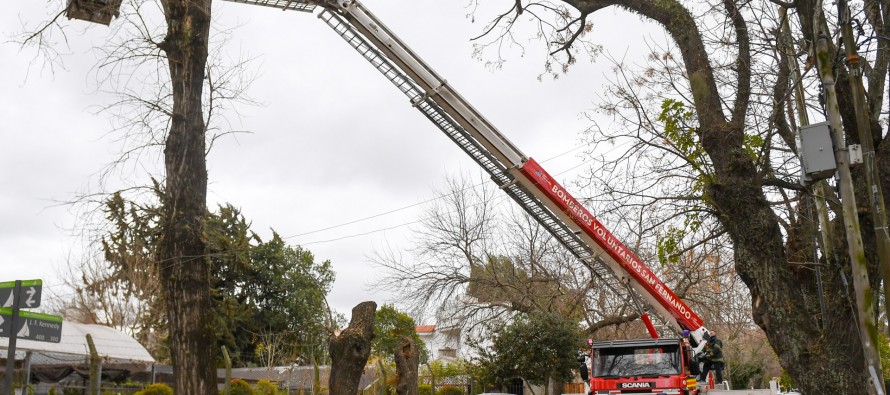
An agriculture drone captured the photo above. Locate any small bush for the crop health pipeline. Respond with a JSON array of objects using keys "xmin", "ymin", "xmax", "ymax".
[
  {"xmin": 418, "ymin": 384, "xmax": 433, "ymax": 395},
  {"xmin": 436, "ymin": 386, "xmax": 464, "ymax": 395},
  {"xmin": 230, "ymin": 379, "xmax": 255, "ymax": 395},
  {"xmin": 62, "ymin": 387, "xmax": 81, "ymax": 395},
  {"xmin": 255, "ymin": 380, "xmax": 278, "ymax": 395},
  {"xmin": 134, "ymin": 383, "xmax": 174, "ymax": 395}
]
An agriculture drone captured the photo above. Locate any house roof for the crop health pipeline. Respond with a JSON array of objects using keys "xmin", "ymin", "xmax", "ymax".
[{"xmin": 415, "ymin": 325, "xmax": 435, "ymax": 333}]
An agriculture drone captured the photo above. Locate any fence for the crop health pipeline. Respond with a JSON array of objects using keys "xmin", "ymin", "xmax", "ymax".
[{"xmin": 419, "ymin": 375, "xmax": 473, "ymax": 395}]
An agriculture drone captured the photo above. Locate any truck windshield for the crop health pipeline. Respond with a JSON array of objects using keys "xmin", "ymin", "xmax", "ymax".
[{"xmin": 593, "ymin": 345, "xmax": 681, "ymax": 377}]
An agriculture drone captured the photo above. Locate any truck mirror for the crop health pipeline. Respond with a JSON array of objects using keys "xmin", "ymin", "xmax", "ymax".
[{"xmin": 579, "ymin": 361, "xmax": 589, "ymax": 382}]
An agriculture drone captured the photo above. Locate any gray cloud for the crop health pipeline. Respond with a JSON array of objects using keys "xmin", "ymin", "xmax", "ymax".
[{"xmin": 3, "ymin": 0, "xmax": 654, "ymax": 318}]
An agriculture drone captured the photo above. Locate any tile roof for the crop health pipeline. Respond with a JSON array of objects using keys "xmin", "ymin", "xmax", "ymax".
[{"xmin": 415, "ymin": 325, "xmax": 436, "ymax": 333}]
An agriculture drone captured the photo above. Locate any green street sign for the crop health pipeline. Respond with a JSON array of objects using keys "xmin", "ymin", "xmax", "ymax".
[
  {"xmin": 0, "ymin": 311, "xmax": 9, "ymax": 336},
  {"xmin": 0, "ymin": 279, "xmax": 43, "ymax": 308},
  {"xmin": 0, "ymin": 308, "xmax": 62, "ymax": 343}
]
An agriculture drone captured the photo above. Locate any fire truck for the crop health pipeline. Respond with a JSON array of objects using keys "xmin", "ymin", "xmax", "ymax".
[
  {"xmin": 216, "ymin": 0, "xmax": 722, "ymax": 392},
  {"xmin": 585, "ymin": 338, "xmax": 703, "ymax": 394}
]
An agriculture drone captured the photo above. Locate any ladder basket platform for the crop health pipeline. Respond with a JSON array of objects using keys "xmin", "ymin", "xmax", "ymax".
[{"xmin": 65, "ymin": 0, "xmax": 122, "ymax": 25}]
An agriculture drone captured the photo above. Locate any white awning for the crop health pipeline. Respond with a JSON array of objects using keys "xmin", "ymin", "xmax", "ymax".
[{"xmin": 0, "ymin": 322, "xmax": 154, "ymax": 364}]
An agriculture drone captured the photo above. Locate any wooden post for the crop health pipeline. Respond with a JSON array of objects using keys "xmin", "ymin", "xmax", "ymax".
[
  {"xmin": 86, "ymin": 334, "xmax": 100, "ymax": 395},
  {"xmin": 221, "ymin": 346, "xmax": 232, "ymax": 395},
  {"xmin": 375, "ymin": 359, "xmax": 387, "ymax": 395},
  {"xmin": 20, "ymin": 352, "xmax": 31, "ymax": 395},
  {"xmin": 778, "ymin": 7, "xmax": 833, "ymax": 327},
  {"xmin": 312, "ymin": 356, "xmax": 320, "ymax": 395},
  {"xmin": 425, "ymin": 361, "xmax": 436, "ymax": 395}
]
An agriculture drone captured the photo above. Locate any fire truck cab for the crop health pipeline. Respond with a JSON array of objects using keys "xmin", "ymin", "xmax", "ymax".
[{"xmin": 585, "ymin": 338, "xmax": 701, "ymax": 395}]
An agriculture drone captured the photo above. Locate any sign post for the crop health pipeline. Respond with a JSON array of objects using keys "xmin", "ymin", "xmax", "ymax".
[
  {"xmin": 1, "ymin": 279, "xmax": 57, "ymax": 395},
  {"xmin": 3, "ymin": 280, "xmax": 21, "ymax": 395}
]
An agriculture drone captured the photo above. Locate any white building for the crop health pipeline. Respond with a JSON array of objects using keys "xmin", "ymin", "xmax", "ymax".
[{"xmin": 415, "ymin": 324, "xmax": 465, "ymax": 362}]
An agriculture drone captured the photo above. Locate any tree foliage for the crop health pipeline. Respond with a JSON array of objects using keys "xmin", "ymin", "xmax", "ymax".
[
  {"xmin": 73, "ymin": 190, "xmax": 335, "ymax": 367},
  {"xmin": 20, "ymin": 0, "xmax": 261, "ymax": 390},
  {"xmin": 206, "ymin": 205, "xmax": 335, "ymax": 367},
  {"xmin": 373, "ymin": 305, "xmax": 428, "ymax": 362},
  {"xmin": 470, "ymin": 312, "xmax": 580, "ymax": 391}
]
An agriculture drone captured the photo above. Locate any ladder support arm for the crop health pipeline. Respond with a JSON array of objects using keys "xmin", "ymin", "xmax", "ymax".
[{"xmin": 224, "ymin": 0, "xmax": 712, "ymax": 345}]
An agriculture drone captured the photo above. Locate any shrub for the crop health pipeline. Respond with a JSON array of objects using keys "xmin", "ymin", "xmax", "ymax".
[
  {"xmin": 255, "ymin": 380, "xmax": 278, "ymax": 395},
  {"xmin": 62, "ymin": 387, "xmax": 81, "ymax": 395},
  {"xmin": 418, "ymin": 384, "xmax": 433, "ymax": 395},
  {"xmin": 48, "ymin": 386, "xmax": 58, "ymax": 395},
  {"xmin": 230, "ymin": 379, "xmax": 255, "ymax": 395},
  {"xmin": 134, "ymin": 383, "xmax": 174, "ymax": 395},
  {"xmin": 436, "ymin": 385, "xmax": 464, "ymax": 395}
]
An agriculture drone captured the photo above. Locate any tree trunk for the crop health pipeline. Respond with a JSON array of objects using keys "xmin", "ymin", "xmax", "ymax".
[
  {"xmin": 156, "ymin": 0, "xmax": 216, "ymax": 394},
  {"xmin": 394, "ymin": 336, "xmax": 419, "ymax": 395},
  {"xmin": 425, "ymin": 361, "xmax": 436, "ymax": 395},
  {"xmin": 329, "ymin": 301, "xmax": 377, "ymax": 395},
  {"xmin": 376, "ymin": 359, "xmax": 388, "ymax": 395}
]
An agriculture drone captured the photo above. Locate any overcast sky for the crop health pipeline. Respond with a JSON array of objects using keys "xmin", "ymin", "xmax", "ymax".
[{"xmin": 1, "ymin": 0, "xmax": 656, "ymax": 322}]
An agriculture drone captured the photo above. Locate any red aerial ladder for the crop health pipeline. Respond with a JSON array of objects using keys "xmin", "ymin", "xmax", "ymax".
[{"xmin": 220, "ymin": 0, "xmax": 720, "ymax": 393}]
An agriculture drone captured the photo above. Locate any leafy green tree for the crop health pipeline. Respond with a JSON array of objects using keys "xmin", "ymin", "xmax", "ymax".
[
  {"xmin": 471, "ymin": 312, "xmax": 579, "ymax": 395},
  {"xmin": 373, "ymin": 305, "xmax": 428, "ymax": 395},
  {"xmin": 373, "ymin": 305, "xmax": 427, "ymax": 361},
  {"xmin": 206, "ymin": 204, "xmax": 335, "ymax": 367},
  {"xmin": 95, "ymin": 191, "xmax": 334, "ymax": 367}
]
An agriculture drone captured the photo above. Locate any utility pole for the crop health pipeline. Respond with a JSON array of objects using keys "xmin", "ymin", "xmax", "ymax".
[
  {"xmin": 779, "ymin": 8, "xmax": 831, "ymax": 328},
  {"xmin": 837, "ymin": 0, "xmax": 890, "ymax": 331},
  {"xmin": 813, "ymin": 2, "xmax": 885, "ymax": 393}
]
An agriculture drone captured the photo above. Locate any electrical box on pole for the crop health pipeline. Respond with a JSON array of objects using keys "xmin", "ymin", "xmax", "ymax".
[{"xmin": 798, "ymin": 122, "xmax": 837, "ymax": 185}]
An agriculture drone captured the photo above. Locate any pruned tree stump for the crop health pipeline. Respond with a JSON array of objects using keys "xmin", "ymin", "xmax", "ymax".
[{"xmin": 329, "ymin": 301, "xmax": 376, "ymax": 395}]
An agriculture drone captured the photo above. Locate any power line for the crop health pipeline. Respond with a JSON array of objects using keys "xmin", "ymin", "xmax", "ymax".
[
  {"xmin": 282, "ymin": 140, "xmax": 597, "ymax": 241},
  {"xmin": 290, "ymin": 148, "xmax": 605, "ymax": 247},
  {"xmin": 100, "ymin": 138, "xmax": 625, "ymax": 274}
]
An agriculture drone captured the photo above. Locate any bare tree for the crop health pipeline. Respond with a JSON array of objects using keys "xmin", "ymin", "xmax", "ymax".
[
  {"xmin": 462, "ymin": 0, "xmax": 890, "ymax": 390},
  {"xmin": 375, "ymin": 173, "xmax": 748, "ymax": 347},
  {"xmin": 16, "ymin": 0, "xmax": 268, "ymax": 389},
  {"xmin": 14, "ymin": 0, "xmax": 264, "ymax": 391},
  {"xmin": 55, "ymin": 252, "xmax": 159, "ymax": 337}
]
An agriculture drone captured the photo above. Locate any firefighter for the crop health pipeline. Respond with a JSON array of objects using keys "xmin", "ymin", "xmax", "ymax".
[{"xmin": 698, "ymin": 332, "xmax": 724, "ymax": 384}]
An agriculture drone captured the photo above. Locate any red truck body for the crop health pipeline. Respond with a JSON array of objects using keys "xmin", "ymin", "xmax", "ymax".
[{"xmin": 588, "ymin": 338, "xmax": 700, "ymax": 395}]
